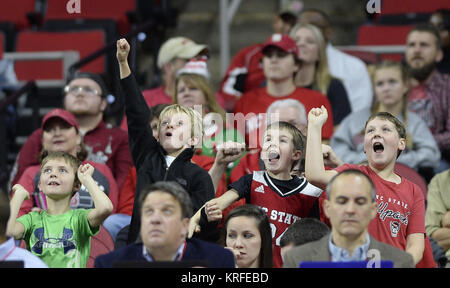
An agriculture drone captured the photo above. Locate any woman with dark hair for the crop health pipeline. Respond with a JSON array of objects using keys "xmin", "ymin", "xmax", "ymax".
[{"xmin": 220, "ymin": 204, "xmax": 273, "ymax": 268}]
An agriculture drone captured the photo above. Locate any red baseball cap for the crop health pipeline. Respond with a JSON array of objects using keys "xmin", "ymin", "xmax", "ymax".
[
  {"xmin": 262, "ymin": 33, "xmax": 299, "ymax": 58},
  {"xmin": 41, "ymin": 109, "xmax": 79, "ymax": 130}
]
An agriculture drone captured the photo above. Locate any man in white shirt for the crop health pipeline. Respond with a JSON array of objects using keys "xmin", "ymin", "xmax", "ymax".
[{"xmin": 298, "ymin": 8, "xmax": 373, "ymax": 113}]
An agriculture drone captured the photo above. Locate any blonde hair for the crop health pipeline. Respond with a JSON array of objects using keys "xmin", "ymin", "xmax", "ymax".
[
  {"xmin": 158, "ymin": 104, "xmax": 204, "ymax": 142},
  {"xmin": 174, "ymin": 73, "xmax": 226, "ymax": 122},
  {"xmin": 370, "ymin": 60, "xmax": 412, "ymax": 150},
  {"xmin": 289, "ymin": 23, "xmax": 332, "ymax": 95}
]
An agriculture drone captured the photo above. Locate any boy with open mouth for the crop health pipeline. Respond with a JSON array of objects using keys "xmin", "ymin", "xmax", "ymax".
[
  {"xmin": 189, "ymin": 121, "xmax": 322, "ymax": 268},
  {"xmin": 305, "ymin": 106, "xmax": 430, "ymax": 267},
  {"xmin": 116, "ymin": 38, "xmax": 215, "ymax": 245}
]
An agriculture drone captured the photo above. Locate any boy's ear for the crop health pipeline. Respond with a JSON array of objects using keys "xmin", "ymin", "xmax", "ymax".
[
  {"xmin": 188, "ymin": 136, "xmax": 201, "ymax": 148},
  {"xmin": 292, "ymin": 149, "xmax": 302, "ymax": 161},
  {"xmin": 398, "ymin": 137, "xmax": 406, "ymax": 151}
]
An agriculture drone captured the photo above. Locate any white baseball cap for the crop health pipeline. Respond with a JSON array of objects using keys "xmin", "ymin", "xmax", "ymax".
[{"xmin": 157, "ymin": 37, "xmax": 208, "ymax": 69}]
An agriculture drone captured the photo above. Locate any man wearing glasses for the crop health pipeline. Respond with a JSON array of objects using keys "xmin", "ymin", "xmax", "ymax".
[{"xmin": 9, "ymin": 72, "xmax": 133, "ymax": 192}]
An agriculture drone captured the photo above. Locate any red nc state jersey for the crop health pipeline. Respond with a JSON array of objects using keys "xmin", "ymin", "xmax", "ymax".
[{"xmin": 247, "ymin": 171, "xmax": 322, "ymax": 268}]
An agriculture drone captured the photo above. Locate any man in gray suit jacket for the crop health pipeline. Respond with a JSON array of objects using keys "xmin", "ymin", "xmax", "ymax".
[{"xmin": 283, "ymin": 169, "xmax": 414, "ymax": 268}]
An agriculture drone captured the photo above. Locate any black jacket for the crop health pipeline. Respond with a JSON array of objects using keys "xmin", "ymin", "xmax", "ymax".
[
  {"xmin": 121, "ymin": 74, "xmax": 215, "ymax": 244},
  {"xmin": 94, "ymin": 238, "xmax": 235, "ymax": 268}
]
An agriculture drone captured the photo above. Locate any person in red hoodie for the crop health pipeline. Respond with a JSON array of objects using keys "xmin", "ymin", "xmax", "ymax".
[{"xmin": 233, "ymin": 33, "xmax": 333, "ymax": 151}]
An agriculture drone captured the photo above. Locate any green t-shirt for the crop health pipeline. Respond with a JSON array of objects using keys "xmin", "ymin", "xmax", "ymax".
[
  {"xmin": 17, "ymin": 209, "xmax": 99, "ymax": 268},
  {"xmin": 202, "ymin": 127, "xmax": 246, "ymax": 178}
]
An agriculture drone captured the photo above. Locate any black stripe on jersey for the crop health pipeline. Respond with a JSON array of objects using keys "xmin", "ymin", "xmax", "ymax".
[{"xmin": 263, "ymin": 172, "xmax": 309, "ymax": 197}]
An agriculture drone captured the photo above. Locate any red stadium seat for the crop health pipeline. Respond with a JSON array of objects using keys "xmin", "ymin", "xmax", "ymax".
[
  {"xmin": 357, "ymin": 25, "xmax": 413, "ymax": 46},
  {"xmin": 0, "ymin": 0, "xmax": 36, "ymax": 30},
  {"xmin": 14, "ymin": 30, "xmax": 106, "ymax": 81},
  {"xmin": 381, "ymin": 0, "xmax": 450, "ymax": 15},
  {"xmin": 394, "ymin": 163, "xmax": 428, "ymax": 200},
  {"xmin": 45, "ymin": 0, "xmax": 136, "ymax": 35},
  {"xmin": 340, "ymin": 49, "xmax": 379, "ymax": 65},
  {"xmin": 357, "ymin": 25, "xmax": 412, "ymax": 61},
  {"xmin": 86, "ymin": 225, "xmax": 115, "ymax": 268}
]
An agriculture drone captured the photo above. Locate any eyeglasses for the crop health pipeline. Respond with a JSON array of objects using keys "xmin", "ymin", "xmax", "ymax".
[{"xmin": 64, "ymin": 85, "xmax": 100, "ymax": 97}]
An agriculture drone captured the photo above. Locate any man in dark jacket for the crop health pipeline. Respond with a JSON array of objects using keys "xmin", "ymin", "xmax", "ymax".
[
  {"xmin": 116, "ymin": 38, "xmax": 215, "ymax": 244},
  {"xmin": 94, "ymin": 182, "xmax": 234, "ymax": 268}
]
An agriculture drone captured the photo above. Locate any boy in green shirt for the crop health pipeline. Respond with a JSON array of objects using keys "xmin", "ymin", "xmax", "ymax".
[{"xmin": 7, "ymin": 151, "xmax": 113, "ymax": 268}]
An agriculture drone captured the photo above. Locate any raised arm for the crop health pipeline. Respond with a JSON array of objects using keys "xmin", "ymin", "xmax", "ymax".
[
  {"xmin": 116, "ymin": 38, "xmax": 157, "ymax": 168},
  {"xmin": 305, "ymin": 106, "xmax": 337, "ymax": 190},
  {"xmin": 117, "ymin": 38, "xmax": 131, "ymax": 79},
  {"xmin": 78, "ymin": 164, "xmax": 114, "ymax": 229},
  {"xmin": 6, "ymin": 184, "xmax": 28, "ymax": 240}
]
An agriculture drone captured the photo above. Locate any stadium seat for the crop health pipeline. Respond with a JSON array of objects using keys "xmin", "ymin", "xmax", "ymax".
[
  {"xmin": 357, "ymin": 25, "xmax": 412, "ymax": 46},
  {"xmin": 394, "ymin": 163, "xmax": 428, "ymax": 200},
  {"xmin": 0, "ymin": 0, "xmax": 37, "ymax": 31},
  {"xmin": 357, "ymin": 25, "xmax": 412, "ymax": 61},
  {"xmin": 340, "ymin": 49, "xmax": 379, "ymax": 65},
  {"xmin": 375, "ymin": 0, "xmax": 450, "ymax": 25},
  {"xmin": 381, "ymin": 0, "xmax": 450, "ymax": 15},
  {"xmin": 44, "ymin": 0, "xmax": 136, "ymax": 35},
  {"xmin": 14, "ymin": 30, "xmax": 106, "ymax": 81},
  {"xmin": 86, "ymin": 225, "xmax": 115, "ymax": 268}
]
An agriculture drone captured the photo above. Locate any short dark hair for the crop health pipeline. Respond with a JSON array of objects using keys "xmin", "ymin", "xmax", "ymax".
[
  {"xmin": 408, "ymin": 24, "xmax": 442, "ymax": 48},
  {"xmin": 298, "ymin": 8, "xmax": 331, "ymax": 27},
  {"xmin": 280, "ymin": 218, "xmax": 330, "ymax": 247},
  {"xmin": 220, "ymin": 204, "xmax": 273, "ymax": 268},
  {"xmin": 278, "ymin": 11, "xmax": 298, "ymax": 28},
  {"xmin": 326, "ymin": 169, "xmax": 376, "ymax": 202},
  {"xmin": 138, "ymin": 181, "xmax": 193, "ymax": 219},
  {"xmin": 65, "ymin": 71, "xmax": 108, "ymax": 98}
]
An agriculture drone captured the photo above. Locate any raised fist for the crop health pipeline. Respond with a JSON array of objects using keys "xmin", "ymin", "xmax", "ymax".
[{"xmin": 116, "ymin": 38, "xmax": 130, "ymax": 63}]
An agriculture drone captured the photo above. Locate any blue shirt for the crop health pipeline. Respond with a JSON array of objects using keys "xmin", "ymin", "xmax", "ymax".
[
  {"xmin": 142, "ymin": 241, "xmax": 186, "ymax": 261},
  {"xmin": 328, "ymin": 233, "xmax": 371, "ymax": 262}
]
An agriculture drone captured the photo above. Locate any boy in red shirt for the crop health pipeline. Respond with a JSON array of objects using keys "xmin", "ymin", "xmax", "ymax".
[{"xmin": 305, "ymin": 106, "xmax": 427, "ymax": 266}]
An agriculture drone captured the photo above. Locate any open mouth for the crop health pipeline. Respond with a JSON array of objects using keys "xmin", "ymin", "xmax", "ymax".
[
  {"xmin": 48, "ymin": 181, "xmax": 60, "ymax": 186},
  {"xmin": 373, "ymin": 142, "xmax": 384, "ymax": 153},
  {"xmin": 165, "ymin": 132, "xmax": 173, "ymax": 137},
  {"xmin": 268, "ymin": 151, "xmax": 280, "ymax": 162}
]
